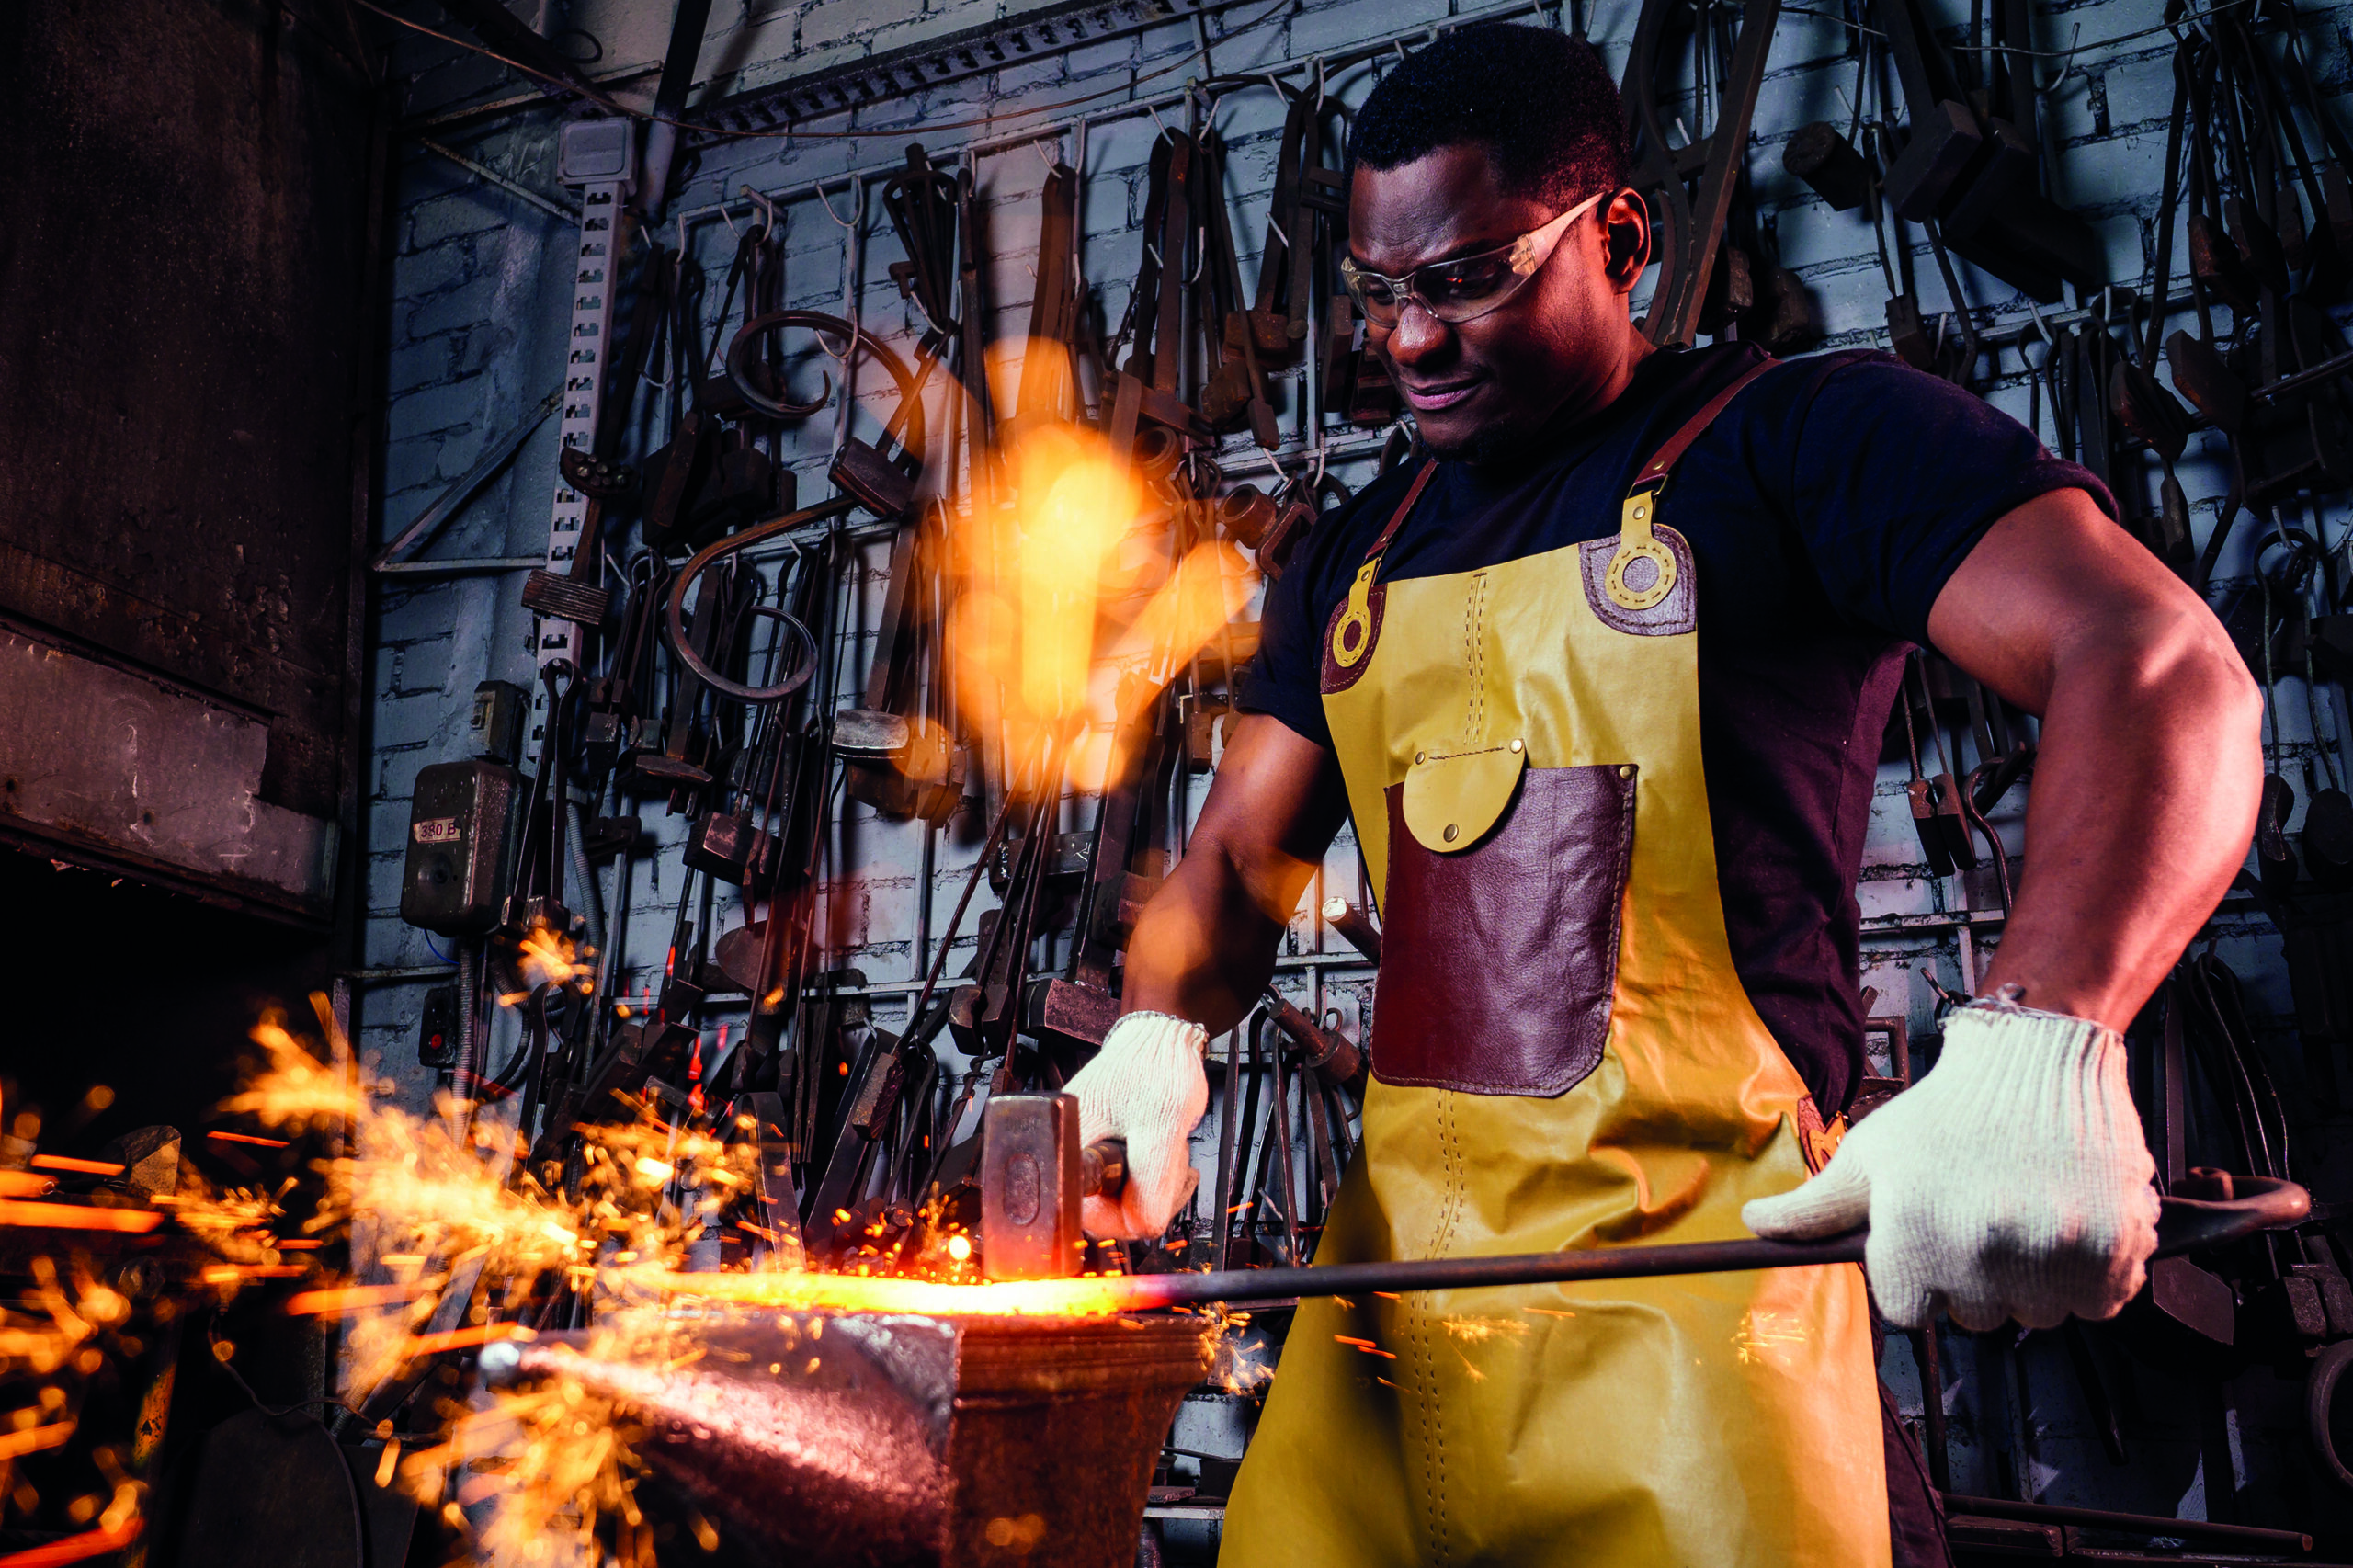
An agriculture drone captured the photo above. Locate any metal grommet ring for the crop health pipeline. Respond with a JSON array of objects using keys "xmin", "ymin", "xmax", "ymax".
[{"xmin": 1605, "ymin": 537, "xmax": 1677, "ymax": 611}]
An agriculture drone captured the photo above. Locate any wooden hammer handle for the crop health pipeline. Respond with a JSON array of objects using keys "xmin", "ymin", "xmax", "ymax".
[{"xmin": 1081, "ymin": 1138, "xmax": 1128, "ymax": 1199}]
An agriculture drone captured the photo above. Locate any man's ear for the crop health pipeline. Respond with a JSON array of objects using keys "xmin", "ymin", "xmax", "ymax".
[{"xmin": 1602, "ymin": 187, "xmax": 1651, "ymax": 292}]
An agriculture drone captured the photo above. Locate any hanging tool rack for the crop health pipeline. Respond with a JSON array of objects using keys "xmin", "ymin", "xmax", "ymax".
[{"xmin": 351, "ymin": 0, "xmax": 2353, "ymax": 1536}]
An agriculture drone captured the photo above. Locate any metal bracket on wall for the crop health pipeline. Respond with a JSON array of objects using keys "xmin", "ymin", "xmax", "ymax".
[
  {"xmin": 533, "ymin": 122, "xmax": 638, "ymax": 752},
  {"xmin": 681, "ymin": 0, "xmax": 1212, "ymax": 148},
  {"xmin": 1620, "ymin": 0, "xmax": 1781, "ymax": 348}
]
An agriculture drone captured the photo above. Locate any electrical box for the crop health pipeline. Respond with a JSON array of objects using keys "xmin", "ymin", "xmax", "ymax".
[
  {"xmin": 417, "ymin": 983, "xmax": 460, "ymax": 1069},
  {"xmin": 469, "ymin": 679, "xmax": 529, "ymax": 766},
  {"xmin": 556, "ymin": 119, "xmax": 635, "ymax": 187},
  {"xmin": 399, "ymin": 758, "xmax": 520, "ymax": 937}
]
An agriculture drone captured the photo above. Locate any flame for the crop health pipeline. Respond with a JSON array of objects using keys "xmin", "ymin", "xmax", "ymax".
[
  {"xmin": 515, "ymin": 925, "xmax": 592, "ymax": 994},
  {"xmin": 948, "ymin": 421, "xmax": 1256, "ymax": 796},
  {"xmin": 219, "ymin": 1010, "xmax": 360, "ymax": 1130},
  {"xmin": 629, "ymin": 1266, "xmax": 1135, "ymax": 1318}
]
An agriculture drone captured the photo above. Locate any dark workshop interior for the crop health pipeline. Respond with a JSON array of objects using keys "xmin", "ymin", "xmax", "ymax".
[{"xmin": 9, "ymin": 0, "xmax": 2353, "ymax": 1563}]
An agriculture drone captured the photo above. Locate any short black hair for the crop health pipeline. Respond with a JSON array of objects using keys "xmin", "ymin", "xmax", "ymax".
[{"xmin": 1347, "ymin": 25, "xmax": 1628, "ymax": 210}]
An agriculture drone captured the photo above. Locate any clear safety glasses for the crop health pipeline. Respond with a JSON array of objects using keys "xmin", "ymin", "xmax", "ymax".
[{"xmin": 1337, "ymin": 188, "xmax": 1609, "ymax": 327}]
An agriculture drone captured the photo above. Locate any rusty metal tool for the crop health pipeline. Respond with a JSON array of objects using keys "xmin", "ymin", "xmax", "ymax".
[
  {"xmin": 1320, "ymin": 895, "xmax": 1381, "ymax": 962},
  {"xmin": 980, "ymin": 1092, "xmax": 1128, "ymax": 1281},
  {"xmin": 1620, "ymin": 0, "xmax": 1782, "ymax": 346}
]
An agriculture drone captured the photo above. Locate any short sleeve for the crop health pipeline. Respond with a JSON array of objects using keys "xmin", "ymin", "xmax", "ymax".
[
  {"xmin": 1786, "ymin": 355, "xmax": 2115, "ymax": 646},
  {"xmin": 1237, "ymin": 545, "xmax": 1335, "ymax": 750}
]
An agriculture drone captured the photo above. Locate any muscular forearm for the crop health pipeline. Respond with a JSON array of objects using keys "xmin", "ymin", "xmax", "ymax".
[
  {"xmin": 1977, "ymin": 632, "xmax": 2261, "ymax": 1028},
  {"xmin": 1118, "ymin": 714, "xmax": 1347, "ymax": 1033},
  {"xmin": 1930, "ymin": 490, "xmax": 2264, "ymax": 1028},
  {"xmin": 1121, "ymin": 844, "xmax": 1295, "ymax": 1033}
]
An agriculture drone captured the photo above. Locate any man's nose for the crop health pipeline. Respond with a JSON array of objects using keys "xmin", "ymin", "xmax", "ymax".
[{"xmin": 1384, "ymin": 301, "xmax": 1451, "ymax": 366}]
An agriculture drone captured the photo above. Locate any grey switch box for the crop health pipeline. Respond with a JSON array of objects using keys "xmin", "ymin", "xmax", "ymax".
[{"xmin": 399, "ymin": 758, "xmax": 520, "ymax": 937}]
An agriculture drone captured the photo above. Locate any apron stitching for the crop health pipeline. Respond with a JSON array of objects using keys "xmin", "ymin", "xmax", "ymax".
[
  {"xmin": 1463, "ymin": 571, "xmax": 1489, "ymax": 745},
  {"xmin": 1424, "ymin": 1095, "xmax": 1467, "ymax": 1568}
]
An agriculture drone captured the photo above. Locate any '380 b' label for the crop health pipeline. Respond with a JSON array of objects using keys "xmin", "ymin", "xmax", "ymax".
[{"xmin": 412, "ymin": 817, "xmax": 461, "ymax": 845}]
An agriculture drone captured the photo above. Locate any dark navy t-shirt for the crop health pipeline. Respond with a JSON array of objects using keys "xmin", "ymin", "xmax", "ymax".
[{"xmin": 1242, "ymin": 342, "xmax": 2112, "ymax": 1115}]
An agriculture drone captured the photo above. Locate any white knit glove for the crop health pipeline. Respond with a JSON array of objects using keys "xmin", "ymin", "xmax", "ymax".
[
  {"xmin": 1065, "ymin": 1010, "xmax": 1208, "ymax": 1241},
  {"xmin": 1743, "ymin": 993, "xmax": 2161, "ymax": 1331}
]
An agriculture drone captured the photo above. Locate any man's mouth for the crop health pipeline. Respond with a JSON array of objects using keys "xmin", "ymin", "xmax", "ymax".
[{"xmin": 1397, "ymin": 375, "xmax": 1483, "ymax": 413}]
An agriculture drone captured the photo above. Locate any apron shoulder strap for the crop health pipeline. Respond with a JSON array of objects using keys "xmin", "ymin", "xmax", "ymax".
[
  {"xmin": 1349, "ymin": 354, "xmax": 1776, "ymax": 576},
  {"xmin": 1629, "ymin": 355, "xmax": 1779, "ymax": 493},
  {"xmin": 1358, "ymin": 458, "xmax": 1441, "ymax": 562}
]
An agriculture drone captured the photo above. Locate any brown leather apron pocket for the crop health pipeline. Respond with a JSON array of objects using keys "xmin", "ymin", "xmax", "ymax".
[{"xmin": 1370, "ymin": 764, "xmax": 1635, "ymax": 1096}]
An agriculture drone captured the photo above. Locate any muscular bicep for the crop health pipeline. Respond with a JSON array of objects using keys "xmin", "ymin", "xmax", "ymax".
[
  {"xmin": 1186, "ymin": 713, "xmax": 1352, "ymax": 918},
  {"xmin": 1924, "ymin": 488, "xmax": 2226, "ymax": 712}
]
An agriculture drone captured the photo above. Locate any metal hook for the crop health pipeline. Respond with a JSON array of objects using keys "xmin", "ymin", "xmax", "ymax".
[
  {"xmin": 740, "ymin": 183, "xmax": 779, "ymax": 235},
  {"xmin": 814, "ymin": 176, "xmax": 864, "ymax": 232},
  {"xmin": 2026, "ymin": 298, "xmax": 2055, "ymax": 347},
  {"xmin": 1313, "ymin": 54, "xmax": 1326, "ymax": 109},
  {"xmin": 2033, "ymin": 22, "xmax": 2086, "ymax": 100}
]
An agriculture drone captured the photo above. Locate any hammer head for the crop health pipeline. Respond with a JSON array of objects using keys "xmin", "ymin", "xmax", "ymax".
[
  {"xmin": 981, "ymin": 1093, "xmax": 1084, "ymax": 1281},
  {"xmin": 978, "ymin": 1094, "xmax": 1128, "ymax": 1281}
]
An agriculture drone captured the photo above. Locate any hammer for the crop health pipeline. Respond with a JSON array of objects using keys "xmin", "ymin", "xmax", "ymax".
[{"xmin": 978, "ymin": 1093, "xmax": 1127, "ymax": 1281}]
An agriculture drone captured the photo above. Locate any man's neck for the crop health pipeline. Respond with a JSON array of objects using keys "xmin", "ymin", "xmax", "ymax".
[{"xmin": 1461, "ymin": 323, "xmax": 1659, "ymax": 471}]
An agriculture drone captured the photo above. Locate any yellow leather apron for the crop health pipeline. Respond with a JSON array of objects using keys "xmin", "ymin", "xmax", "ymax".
[{"xmin": 1220, "ymin": 366, "xmax": 1889, "ymax": 1568}]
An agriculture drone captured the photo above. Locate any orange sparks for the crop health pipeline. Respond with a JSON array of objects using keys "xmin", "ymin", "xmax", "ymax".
[
  {"xmin": 402, "ymin": 1324, "xmax": 536, "ymax": 1358},
  {"xmin": 0, "ymin": 1174, "xmax": 55, "ymax": 1198},
  {"xmin": 201, "ymin": 1265, "xmax": 308, "ymax": 1283},
  {"xmin": 28, "ymin": 1156, "xmax": 120, "ymax": 1176},
  {"xmin": 284, "ymin": 1282, "xmax": 421, "ymax": 1317},
  {"xmin": 276, "ymin": 1239, "xmax": 324, "ymax": 1250},
  {"xmin": 0, "ymin": 1423, "xmax": 76, "ymax": 1460},
  {"xmin": 206, "ymin": 1131, "xmax": 290, "ymax": 1148},
  {"xmin": 0, "ymin": 1518, "xmax": 141, "ymax": 1568},
  {"xmin": 1333, "ymin": 1335, "xmax": 1396, "ymax": 1359},
  {"xmin": 0, "ymin": 1202, "xmax": 161, "ymax": 1233}
]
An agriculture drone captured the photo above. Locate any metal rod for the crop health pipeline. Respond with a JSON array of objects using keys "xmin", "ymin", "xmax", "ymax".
[
  {"xmin": 1939, "ymin": 1494, "xmax": 2312, "ymax": 1551},
  {"xmin": 373, "ymin": 555, "xmax": 548, "ymax": 576},
  {"xmin": 419, "ymin": 138, "xmax": 583, "ymax": 222},
  {"xmin": 1097, "ymin": 1180, "xmax": 2306, "ymax": 1309}
]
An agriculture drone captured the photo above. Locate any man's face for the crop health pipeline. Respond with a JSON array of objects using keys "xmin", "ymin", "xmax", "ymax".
[{"xmin": 1350, "ymin": 144, "xmax": 1649, "ymax": 462}]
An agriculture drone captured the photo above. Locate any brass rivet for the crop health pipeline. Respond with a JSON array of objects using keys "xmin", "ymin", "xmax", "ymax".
[
  {"xmin": 1415, "ymin": 750, "xmax": 1427, "ymax": 764},
  {"xmin": 1619, "ymin": 764, "xmax": 1636, "ymax": 780},
  {"xmin": 1631, "ymin": 505, "xmax": 1647, "ymax": 519},
  {"xmin": 1508, "ymin": 739, "xmax": 1524, "ymax": 753},
  {"xmin": 1442, "ymin": 824, "xmax": 1460, "ymax": 843}
]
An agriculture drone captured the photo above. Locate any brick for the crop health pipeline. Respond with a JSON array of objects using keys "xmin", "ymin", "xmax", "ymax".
[
  {"xmin": 1760, "ymin": 14, "xmax": 1853, "ymax": 75},
  {"xmin": 387, "ymin": 381, "xmax": 475, "ymax": 443},
  {"xmin": 373, "ymin": 687, "xmax": 460, "ymax": 751},
  {"xmin": 801, "ymin": 0, "xmax": 906, "ymax": 51},
  {"xmin": 405, "ymin": 276, "xmax": 503, "ymax": 341},
  {"xmin": 395, "ymin": 238, "xmax": 478, "ymax": 301},
  {"xmin": 453, "ymin": 325, "xmax": 525, "ymax": 380},
  {"xmin": 870, "ymin": 1, "xmax": 1005, "ymax": 58},
  {"xmin": 373, "ymin": 733, "xmax": 434, "ymax": 798},
  {"xmin": 377, "ymin": 580, "xmax": 457, "ymax": 651},
  {"xmin": 2099, "ymin": 49, "xmax": 2178, "ymax": 131},
  {"xmin": 385, "ymin": 335, "xmax": 456, "ymax": 397},
  {"xmin": 404, "ymin": 193, "xmax": 506, "ymax": 254},
  {"xmin": 1204, "ymin": 19, "xmax": 1290, "ymax": 79},
  {"xmin": 381, "ymin": 436, "xmax": 447, "ymax": 498}
]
